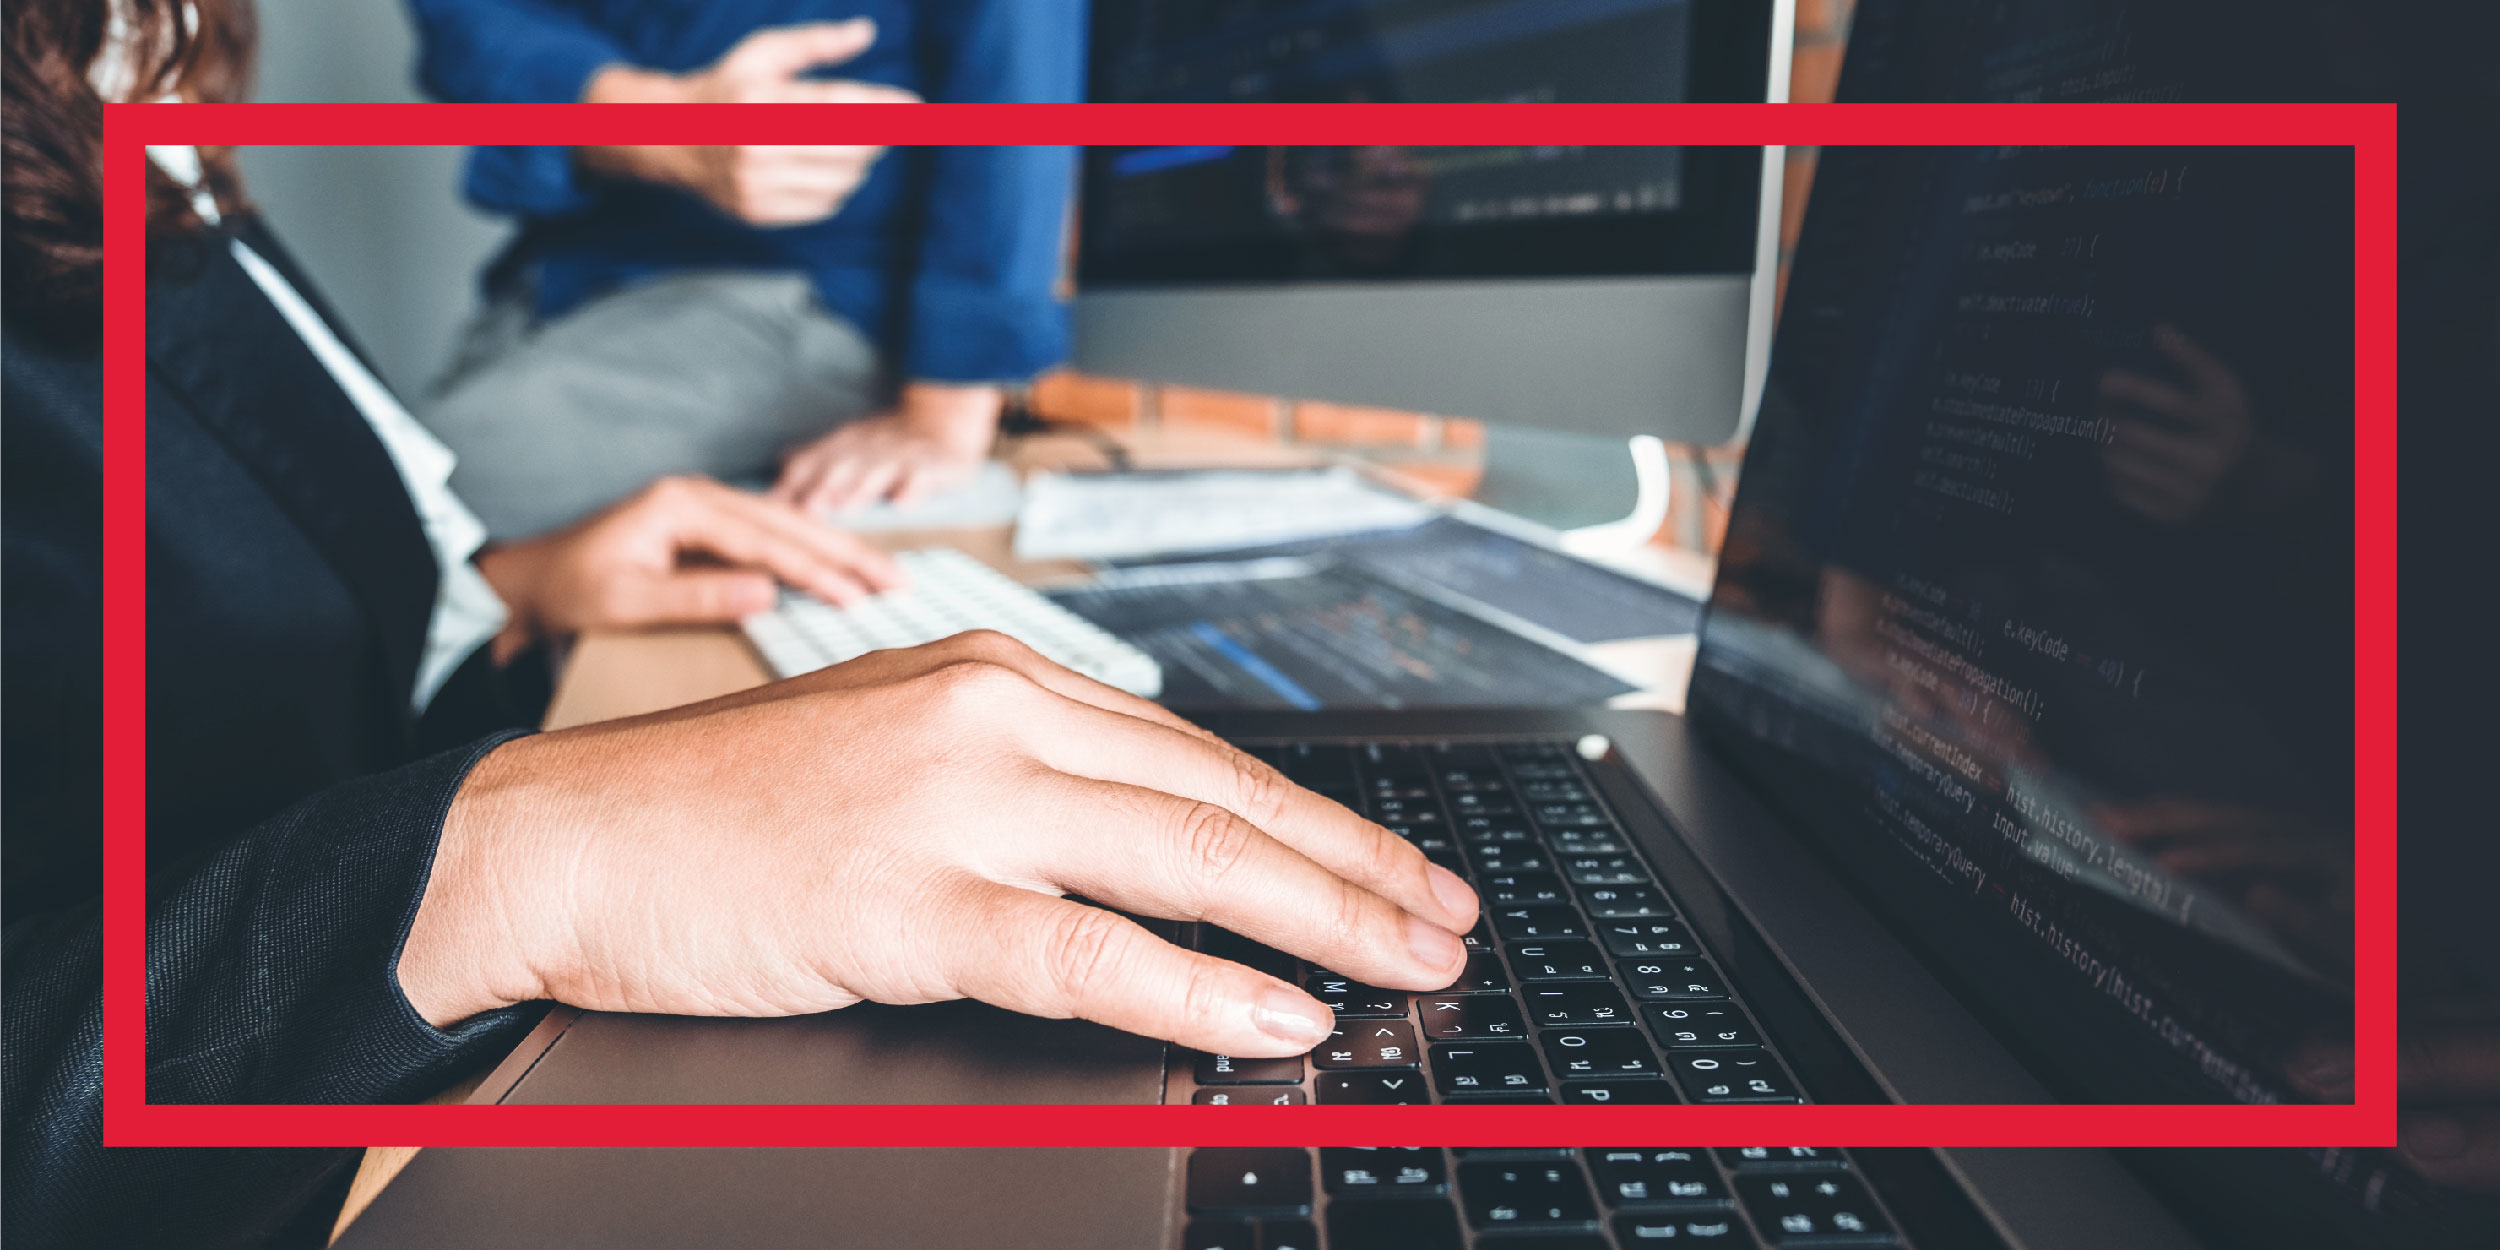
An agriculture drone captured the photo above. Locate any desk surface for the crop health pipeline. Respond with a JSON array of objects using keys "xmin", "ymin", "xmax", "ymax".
[{"xmin": 333, "ymin": 425, "xmax": 1709, "ymax": 1241}]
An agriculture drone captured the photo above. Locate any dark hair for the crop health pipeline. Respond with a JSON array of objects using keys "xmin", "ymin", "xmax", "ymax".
[{"xmin": 3, "ymin": 0, "xmax": 256, "ymax": 331}]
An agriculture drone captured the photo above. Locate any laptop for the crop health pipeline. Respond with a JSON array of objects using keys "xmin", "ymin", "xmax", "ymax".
[{"xmin": 335, "ymin": 1, "xmax": 2441, "ymax": 1246}]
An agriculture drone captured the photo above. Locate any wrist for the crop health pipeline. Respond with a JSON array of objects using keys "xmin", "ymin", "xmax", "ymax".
[
  {"xmin": 399, "ymin": 736, "xmax": 562, "ymax": 1027},
  {"xmin": 897, "ymin": 383, "xmax": 1005, "ymax": 453},
  {"xmin": 472, "ymin": 543, "xmax": 548, "ymax": 664},
  {"xmin": 577, "ymin": 68, "xmax": 706, "ymax": 193}
]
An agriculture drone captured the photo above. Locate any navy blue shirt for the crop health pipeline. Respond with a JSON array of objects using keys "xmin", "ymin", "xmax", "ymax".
[{"xmin": 407, "ymin": 0, "xmax": 1084, "ymax": 384}]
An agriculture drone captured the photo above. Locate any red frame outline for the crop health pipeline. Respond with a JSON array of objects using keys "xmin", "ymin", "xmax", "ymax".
[{"xmin": 102, "ymin": 102, "xmax": 2397, "ymax": 1149}]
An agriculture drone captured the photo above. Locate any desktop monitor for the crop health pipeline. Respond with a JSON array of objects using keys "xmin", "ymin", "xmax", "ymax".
[{"xmin": 1070, "ymin": 0, "xmax": 1794, "ymax": 448}]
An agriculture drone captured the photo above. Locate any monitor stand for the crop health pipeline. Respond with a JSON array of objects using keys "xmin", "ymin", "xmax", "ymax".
[{"xmin": 1466, "ymin": 425, "xmax": 1672, "ymax": 555}]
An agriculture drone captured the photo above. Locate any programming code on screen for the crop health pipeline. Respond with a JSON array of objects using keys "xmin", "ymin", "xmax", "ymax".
[{"xmin": 1692, "ymin": 143, "xmax": 2354, "ymax": 1106}]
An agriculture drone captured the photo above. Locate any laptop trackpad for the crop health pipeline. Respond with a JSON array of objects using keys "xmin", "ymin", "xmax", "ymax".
[{"xmin": 499, "ymin": 1001, "xmax": 1170, "ymax": 1105}]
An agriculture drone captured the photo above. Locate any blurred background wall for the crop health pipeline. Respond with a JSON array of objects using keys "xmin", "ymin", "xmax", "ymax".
[{"xmin": 236, "ymin": 0, "xmax": 507, "ymax": 397}]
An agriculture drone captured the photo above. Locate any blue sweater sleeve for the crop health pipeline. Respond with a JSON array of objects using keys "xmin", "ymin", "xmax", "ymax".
[
  {"xmin": 902, "ymin": 0, "xmax": 1087, "ymax": 383},
  {"xmin": 406, "ymin": 0, "xmax": 631, "ymax": 215}
]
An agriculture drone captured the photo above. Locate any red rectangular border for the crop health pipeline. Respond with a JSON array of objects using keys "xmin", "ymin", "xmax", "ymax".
[{"xmin": 102, "ymin": 101, "xmax": 2398, "ymax": 1148}]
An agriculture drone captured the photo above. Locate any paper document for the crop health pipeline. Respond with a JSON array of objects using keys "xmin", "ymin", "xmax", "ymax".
[
  {"xmin": 817, "ymin": 459, "xmax": 1025, "ymax": 533},
  {"xmin": 1012, "ymin": 468, "xmax": 1435, "ymax": 561}
]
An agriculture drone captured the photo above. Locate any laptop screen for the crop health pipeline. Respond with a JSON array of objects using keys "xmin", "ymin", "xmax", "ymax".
[{"xmin": 1687, "ymin": 7, "xmax": 2355, "ymax": 1110}]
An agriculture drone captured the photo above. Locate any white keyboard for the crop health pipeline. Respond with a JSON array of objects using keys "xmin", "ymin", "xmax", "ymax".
[{"xmin": 741, "ymin": 548, "xmax": 1162, "ymax": 698}]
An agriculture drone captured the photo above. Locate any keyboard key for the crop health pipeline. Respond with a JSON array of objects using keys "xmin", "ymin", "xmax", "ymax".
[
  {"xmin": 1456, "ymin": 1159, "xmax": 1600, "ymax": 1230},
  {"xmin": 1313, "ymin": 1020, "xmax": 1421, "ymax": 1069},
  {"xmin": 1616, "ymin": 1213, "xmax": 1763, "ymax": 1244},
  {"xmin": 1187, "ymin": 1148, "xmax": 1313, "ymax": 1216},
  {"xmin": 1467, "ymin": 848, "xmax": 1552, "ymax": 874},
  {"xmin": 1542, "ymin": 1027, "xmax": 1662, "ymax": 1078},
  {"xmin": 1315, "ymin": 1071, "xmax": 1429, "ymax": 1103},
  {"xmin": 1193, "ymin": 1088, "xmax": 1307, "ymax": 1105},
  {"xmin": 1483, "ymin": 872, "xmax": 1571, "ymax": 906},
  {"xmin": 1199, "ymin": 927, "xmax": 1299, "ymax": 981},
  {"xmin": 1546, "ymin": 831, "xmax": 1630, "ymax": 857},
  {"xmin": 1563, "ymin": 855, "xmax": 1652, "ymax": 886},
  {"xmin": 1648, "ymin": 1004, "xmax": 1763, "ymax": 1050},
  {"xmin": 1716, "ymin": 1148, "xmax": 1845, "ymax": 1171},
  {"xmin": 1472, "ymin": 1238, "xmax": 1607, "ymax": 1250},
  {"xmin": 1667, "ymin": 1050, "xmax": 1801, "ymax": 1103},
  {"xmin": 1462, "ymin": 920, "xmax": 1498, "ymax": 954},
  {"xmin": 1619, "ymin": 958, "xmax": 1731, "ymax": 1001},
  {"xmin": 1303, "ymin": 972, "xmax": 1408, "ymax": 1018},
  {"xmin": 1430, "ymin": 1041, "xmax": 1548, "ymax": 1096},
  {"xmin": 1462, "ymin": 823, "xmax": 1537, "ymax": 847},
  {"xmin": 1587, "ymin": 1149, "xmax": 1732, "ymax": 1209},
  {"xmin": 1523, "ymin": 982, "xmax": 1634, "ymax": 1027},
  {"xmin": 1180, "ymin": 1219, "xmax": 1254, "ymax": 1250},
  {"xmin": 1531, "ymin": 803, "xmax": 1613, "ymax": 829},
  {"xmin": 1509, "ymin": 941, "xmax": 1611, "ymax": 981},
  {"xmin": 1418, "ymin": 994, "xmax": 1528, "ymax": 1039},
  {"xmin": 1598, "ymin": 921, "xmax": 1698, "ymax": 957},
  {"xmin": 1258, "ymin": 1220, "xmax": 1318, "ymax": 1250},
  {"xmin": 1320, "ymin": 1147, "xmax": 1447, "ymax": 1195},
  {"xmin": 1578, "ymin": 884, "xmax": 1674, "ymax": 918},
  {"xmin": 1734, "ymin": 1173, "xmax": 1894, "ymax": 1245},
  {"xmin": 1448, "ymin": 951, "xmax": 1510, "ymax": 993},
  {"xmin": 1196, "ymin": 1053, "xmax": 1304, "ymax": 1084},
  {"xmin": 1328, "ymin": 1200, "xmax": 1464, "ymax": 1250},
  {"xmin": 1559, "ymin": 1079, "xmax": 1680, "ymax": 1104}
]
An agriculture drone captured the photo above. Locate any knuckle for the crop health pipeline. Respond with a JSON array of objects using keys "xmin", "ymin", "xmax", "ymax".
[
  {"xmin": 1176, "ymin": 802, "xmax": 1257, "ymax": 893},
  {"xmin": 1229, "ymin": 753, "xmax": 1292, "ymax": 830},
  {"xmin": 949, "ymin": 628, "xmax": 1033, "ymax": 664},
  {"xmin": 1325, "ymin": 878, "xmax": 1376, "ymax": 955},
  {"xmin": 1039, "ymin": 906, "xmax": 1131, "ymax": 1007},
  {"xmin": 1177, "ymin": 957, "xmax": 1232, "ymax": 1036},
  {"xmin": 917, "ymin": 657, "xmax": 1027, "ymax": 710}
]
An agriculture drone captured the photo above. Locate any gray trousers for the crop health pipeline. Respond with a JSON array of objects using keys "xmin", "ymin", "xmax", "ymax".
[{"xmin": 423, "ymin": 270, "xmax": 884, "ymax": 539}]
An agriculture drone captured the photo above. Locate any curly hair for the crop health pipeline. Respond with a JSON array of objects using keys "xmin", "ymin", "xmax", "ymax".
[{"xmin": 3, "ymin": 0, "xmax": 256, "ymax": 334}]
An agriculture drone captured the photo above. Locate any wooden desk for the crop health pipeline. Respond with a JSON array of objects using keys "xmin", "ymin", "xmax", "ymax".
[{"xmin": 333, "ymin": 426, "xmax": 1707, "ymax": 1240}]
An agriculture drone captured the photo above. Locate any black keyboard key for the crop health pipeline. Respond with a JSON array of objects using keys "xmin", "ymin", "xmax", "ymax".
[
  {"xmin": 1462, "ymin": 822, "xmax": 1536, "ymax": 847},
  {"xmin": 1668, "ymin": 1050, "xmax": 1801, "ymax": 1103},
  {"xmin": 1193, "ymin": 1088, "xmax": 1307, "ymax": 1105},
  {"xmin": 1196, "ymin": 1053, "xmax": 1304, "ymax": 1084},
  {"xmin": 1315, "ymin": 1070, "xmax": 1429, "ymax": 1103},
  {"xmin": 1462, "ymin": 920, "xmax": 1497, "ymax": 954},
  {"xmin": 1616, "ymin": 1213, "xmax": 1763, "ymax": 1244},
  {"xmin": 1619, "ymin": 957, "xmax": 1731, "ymax": 1001},
  {"xmin": 1648, "ymin": 1003, "xmax": 1763, "ymax": 1050},
  {"xmin": 1532, "ymin": 804, "xmax": 1613, "ymax": 830},
  {"xmin": 1597, "ymin": 921, "xmax": 1697, "ymax": 957},
  {"xmin": 1313, "ymin": 1020, "xmax": 1421, "ymax": 1069},
  {"xmin": 1474, "ymin": 1238, "xmax": 1607, "ymax": 1250},
  {"xmin": 1734, "ymin": 1173, "xmax": 1894, "ymax": 1245},
  {"xmin": 1546, "ymin": 832, "xmax": 1629, "ymax": 857},
  {"xmin": 1716, "ymin": 1148, "xmax": 1845, "ymax": 1171},
  {"xmin": 1276, "ymin": 744, "xmax": 1355, "ymax": 789},
  {"xmin": 1452, "ymin": 1148, "xmax": 1577, "ymax": 1160},
  {"xmin": 1181, "ymin": 1219, "xmax": 1254, "ymax": 1250},
  {"xmin": 1483, "ymin": 872, "xmax": 1571, "ymax": 906},
  {"xmin": 1467, "ymin": 847, "xmax": 1552, "ymax": 874},
  {"xmin": 1328, "ymin": 1200, "xmax": 1464, "ymax": 1250},
  {"xmin": 1418, "ymin": 994, "xmax": 1528, "ymax": 1040},
  {"xmin": 1430, "ymin": 1041, "xmax": 1548, "ymax": 1096},
  {"xmin": 1320, "ymin": 1147, "xmax": 1447, "ymax": 1195},
  {"xmin": 1448, "ymin": 951, "xmax": 1510, "ymax": 993},
  {"xmin": 1563, "ymin": 855, "xmax": 1651, "ymax": 886},
  {"xmin": 1509, "ymin": 941, "xmax": 1610, "ymax": 981},
  {"xmin": 1524, "ymin": 911, "xmax": 1630, "ymax": 949},
  {"xmin": 1198, "ymin": 927, "xmax": 1299, "ymax": 981},
  {"xmin": 1259, "ymin": 1220, "xmax": 1318, "ymax": 1250},
  {"xmin": 1456, "ymin": 1159, "xmax": 1600, "ymax": 1230},
  {"xmin": 1523, "ymin": 982, "xmax": 1634, "ymax": 1027},
  {"xmin": 1578, "ymin": 883, "xmax": 1674, "ymax": 918},
  {"xmin": 1587, "ymin": 1149, "xmax": 1732, "ymax": 1209},
  {"xmin": 1187, "ymin": 1148, "xmax": 1313, "ymax": 1216},
  {"xmin": 1560, "ymin": 1079, "xmax": 1680, "ymax": 1104},
  {"xmin": 1303, "ymin": 972, "xmax": 1408, "ymax": 1018},
  {"xmin": 1542, "ymin": 1027, "xmax": 1662, "ymax": 1078}
]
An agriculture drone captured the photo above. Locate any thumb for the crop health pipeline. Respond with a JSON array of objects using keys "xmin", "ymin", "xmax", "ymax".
[
  {"xmin": 620, "ymin": 570, "xmax": 781, "ymax": 625},
  {"xmin": 733, "ymin": 19, "xmax": 878, "ymax": 83}
]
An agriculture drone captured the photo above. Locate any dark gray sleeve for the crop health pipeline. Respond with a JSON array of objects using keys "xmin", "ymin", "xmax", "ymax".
[{"xmin": 3, "ymin": 732, "xmax": 548, "ymax": 1250}]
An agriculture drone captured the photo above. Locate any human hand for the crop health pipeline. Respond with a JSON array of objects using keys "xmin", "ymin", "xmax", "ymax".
[
  {"xmin": 399, "ymin": 631, "xmax": 1481, "ymax": 1057},
  {"xmin": 473, "ymin": 475, "xmax": 903, "ymax": 659},
  {"xmin": 579, "ymin": 20, "xmax": 918, "ymax": 226},
  {"xmin": 772, "ymin": 382, "xmax": 1003, "ymax": 514},
  {"xmin": 2098, "ymin": 325, "xmax": 2255, "ymax": 525}
]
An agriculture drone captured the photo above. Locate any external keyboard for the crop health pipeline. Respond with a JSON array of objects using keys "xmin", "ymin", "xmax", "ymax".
[
  {"xmin": 1174, "ymin": 739, "xmax": 1801, "ymax": 1107},
  {"xmin": 741, "ymin": 547, "xmax": 1162, "ymax": 697},
  {"xmin": 1180, "ymin": 1146, "xmax": 1914, "ymax": 1248}
]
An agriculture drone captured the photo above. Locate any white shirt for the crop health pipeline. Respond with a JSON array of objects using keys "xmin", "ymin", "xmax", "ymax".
[{"xmin": 149, "ymin": 146, "xmax": 509, "ymax": 713}]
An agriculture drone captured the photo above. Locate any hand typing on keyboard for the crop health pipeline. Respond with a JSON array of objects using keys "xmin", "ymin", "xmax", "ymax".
[{"xmin": 396, "ymin": 630, "xmax": 1480, "ymax": 1057}]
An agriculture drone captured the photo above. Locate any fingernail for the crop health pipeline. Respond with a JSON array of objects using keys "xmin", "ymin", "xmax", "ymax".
[
  {"xmin": 1427, "ymin": 864, "xmax": 1477, "ymax": 923},
  {"xmin": 2401, "ymin": 1112, "xmax": 2469, "ymax": 1159},
  {"xmin": 1252, "ymin": 988, "xmax": 1333, "ymax": 1047},
  {"xmin": 1406, "ymin": 914, "xmax": 1465, "ymax": 972}
]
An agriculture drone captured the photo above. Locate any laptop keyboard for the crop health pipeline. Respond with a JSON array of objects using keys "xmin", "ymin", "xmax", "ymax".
[
  {"xmin": 1173, "ymin": 739, "xmax": 1801, "ymax": 1107},
  {"xmin": 1179, "ymin": 1146, "xmax": 1912, "ymax": 1248}
]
